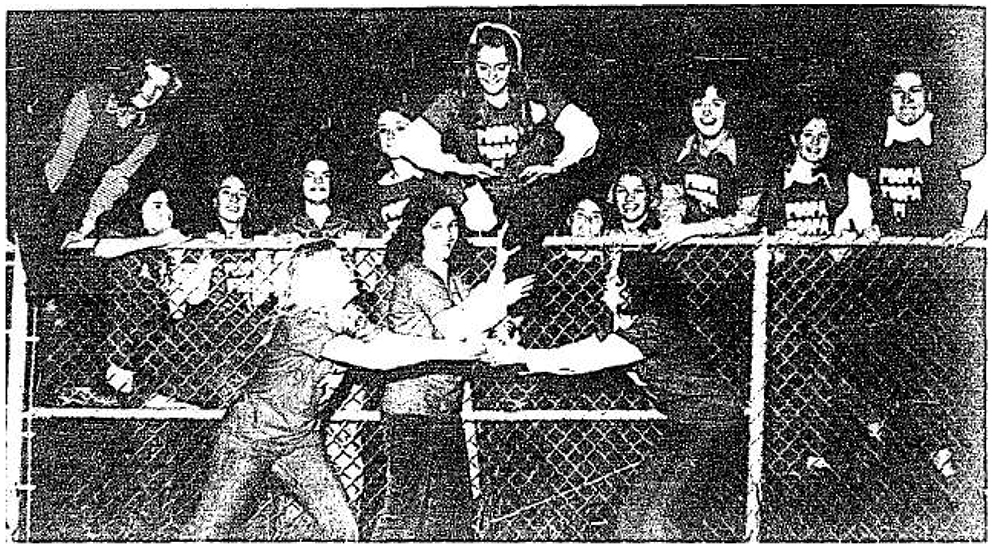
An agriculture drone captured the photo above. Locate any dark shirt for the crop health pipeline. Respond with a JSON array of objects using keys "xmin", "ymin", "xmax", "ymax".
[
  {"xmin": 660, "ymin": 132, "xmax": 765, "ymax": 223},
  {"xmin": 423, "ymin": 78, "xmax": 568, "ymax": 207},
  {"xmin": 859, "ymin": 115, "xmax": 968, "ymax": 236},
  {"xmin": 758, "ymin": 164, "xmax": 850, "ymax": 235}
]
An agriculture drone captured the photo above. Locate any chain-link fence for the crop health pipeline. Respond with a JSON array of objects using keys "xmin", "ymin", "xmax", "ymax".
[
  {"xmin": 762, "ymin": 243, "xmax": 986, "ymax": 541},
  {"xmin": 7, "ymin": 237, "xmax": 986, "ymax": 542}
]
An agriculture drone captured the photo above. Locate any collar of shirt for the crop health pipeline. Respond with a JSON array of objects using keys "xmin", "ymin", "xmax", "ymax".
[
  {"xmin": 884, "ymin": 111, "xmax": 934, "ymax": 147},
  {"xmin": 678, "ymin": 130, "xmax": 737, "ymax": 166}
]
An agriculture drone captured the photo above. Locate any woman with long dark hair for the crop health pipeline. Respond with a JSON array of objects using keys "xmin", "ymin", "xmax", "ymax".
[{"xmin": 373, "ymin": 193, "xmax": 533, "ymax": 540}]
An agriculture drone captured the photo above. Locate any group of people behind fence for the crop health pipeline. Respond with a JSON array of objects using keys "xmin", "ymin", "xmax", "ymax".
[{"xmin": 8, "ymin": 19, "xmax": 987, "ymax": 542}]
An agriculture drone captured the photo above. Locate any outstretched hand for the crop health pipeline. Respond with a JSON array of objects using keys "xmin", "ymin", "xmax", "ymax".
[
  {"xmin": 650, "ymin": 225, "xmax": 695, "ymax": 251},
  {"xmin": 459, "ymin": 162, "xmax": 500, "ymax": 179},
  {"xmin": 519, "ymin": 164, "xmax": 561, "ymax": 185}
]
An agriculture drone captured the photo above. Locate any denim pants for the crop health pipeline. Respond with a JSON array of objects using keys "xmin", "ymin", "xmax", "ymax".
[{"xmin": 187, "ymin": 431, "xmax": 357, "ymax": 541}]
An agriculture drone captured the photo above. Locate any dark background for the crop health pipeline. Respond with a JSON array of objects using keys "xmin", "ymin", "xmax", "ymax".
[{"xmin": 5, "ymin": 6, "xmax": 986, "ymax": 234}]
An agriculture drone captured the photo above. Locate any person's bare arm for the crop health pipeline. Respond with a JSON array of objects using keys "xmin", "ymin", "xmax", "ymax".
[{"xmin": 321, "ymin": 331, "xmax": 481, "ymax": 371}]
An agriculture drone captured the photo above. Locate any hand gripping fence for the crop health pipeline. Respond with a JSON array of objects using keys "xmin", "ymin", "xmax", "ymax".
[{"xmin": 5, "ymin": 234, "xmax": 986, "ymax": 542}]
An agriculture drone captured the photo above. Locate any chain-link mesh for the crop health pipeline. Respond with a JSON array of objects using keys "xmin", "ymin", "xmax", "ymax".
[
  {"xmin": 11, "ymin": 239, "xmax": 986, "ymax": 542},
  {"xmin": 762, "ymin": 245, "xmax": 986, "ymax": 541}
]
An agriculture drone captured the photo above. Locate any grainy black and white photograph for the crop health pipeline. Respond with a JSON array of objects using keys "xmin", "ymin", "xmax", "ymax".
[{"xmin": 2, "ymin": 2, "xmax": 990, "ymax": 543}]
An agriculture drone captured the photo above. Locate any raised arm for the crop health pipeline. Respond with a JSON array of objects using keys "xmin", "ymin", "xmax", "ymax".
[{"xmin": 430, "ymin": 225, "xmax": 534, "ymax": 340}]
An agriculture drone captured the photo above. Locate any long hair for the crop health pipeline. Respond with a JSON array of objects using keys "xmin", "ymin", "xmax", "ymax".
[
  {"xmin": 462, "ymin": 22, "xmax": 526, "ymax": 99},
  {"xmin": 97, "ymin": 180, "xmax": 168, "ymax": 237},
  {"xmin": 383, "ymin": 192, "xmax": 469, "ymax": 275}
]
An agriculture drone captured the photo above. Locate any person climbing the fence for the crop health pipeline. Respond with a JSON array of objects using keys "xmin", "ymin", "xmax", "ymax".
[{"xmin": 10, "ymin": 57, "xmax": 182, "ymax": 295}]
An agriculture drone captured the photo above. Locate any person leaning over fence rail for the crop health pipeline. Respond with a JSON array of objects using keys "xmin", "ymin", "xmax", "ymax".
[
  {"xmin": 365, "ymin": 109, "xmax": 471, "ymax": 238},
  {"xmin": 86, "ymin": 185, "xmax": 211, "ymax": 407},
  {"xmin": 392, "ymin": 22, "xmax": 599, "ymax": 283},
  {"xmin": 488, "ymin": 248, "xmax": 745, "ymax": 540},
  {"xmin": 943, "ymin": 157, "xmax": 988, "ymax": 245},
  {"xmin": 653, "ymin": 75, "xmax": 766, "ymax": 249},
  {"xmin": 10, "ymin": 57, "xmax": 182, "ymax": 294},
  {"xmin": 757, "ymin": 110, "xmax": 855, "ymax": 241},
  {"xmin": 373, "ymin": 194, "xmax": 534, "ymax": 540},
  {"xmin": 186, "ymin": 241, "xmax": 491, "ymax": 541}
]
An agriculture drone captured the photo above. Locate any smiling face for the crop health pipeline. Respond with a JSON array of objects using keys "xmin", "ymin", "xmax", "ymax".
[
  {"xmin": 890, "ymin": 71, "xmax": 928, "ymax": 126},
  {"xmin": 568, "ymin": 198, "xmax": 604, "ymax": 238},
  {"xmin": 691, "ymin": 85, "xmax": 727, "ymax": 138},
  {"xmin": 215, "ymin": 176, "xmax": 248, "ymax": 224},
  {"xmin": 421, "ymin": 206, "xmax": 459, "ymax": 262},
  {"xmin": 132, "ymin": 63, "xmax": 173, "ymax": 110},
  {"xmin": 475, "ymin": 44, "xmax": 512, "ymax": 96},
  {"xmin": 301, "ymin": 159, "xmax": 331, "ymax": 204},
  {"xmin": 613, "ymin": 174, "xmax": 650, "ymax": 224},
  {"xmin": 795, "ymin": 118, "xmax": 831, "ymax": 164},
  {"xmin": 377, "ymin": 110, "xmax": 410, "ymax": 159},
  {"xmin": 141, "ymin": 190, "xmax": 173, "ymax": 234}
]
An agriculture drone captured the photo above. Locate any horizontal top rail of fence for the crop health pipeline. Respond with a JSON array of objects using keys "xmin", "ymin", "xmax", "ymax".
[{"xmin": 63, "ymin": 233, "xmax": 986, "ymax": 251}]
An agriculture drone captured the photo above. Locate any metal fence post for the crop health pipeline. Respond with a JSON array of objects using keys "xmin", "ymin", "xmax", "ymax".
[
  {"xmin": 745, "ymin": 236, "xmax": 772, "ymax": 542},
  {"xmin": 5, "ymin": 246, "xmax": 29, "ymax": 542}
]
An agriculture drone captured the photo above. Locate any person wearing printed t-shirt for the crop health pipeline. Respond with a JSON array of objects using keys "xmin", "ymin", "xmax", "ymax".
[
  {"xmin": 856, "ymin": 69, "xmax": 971, "ymax": 238},
  {"xmin": 393, "ymin": 22, "xmax": 599, "ymax": 256},
  {"xmin": 187, "ymin": 243, "xmax": 487, "ymax": 541},
  {"xmin": 489, "ymin": 252, "xmax": 745, "ymax": 540},
  {"xmin": 758, "ymin": 112, "xmax": 854, "ymax": 239},
  {"xmin": 655, "ymin": 78, "xmax": 765, "ymax": 247}
]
